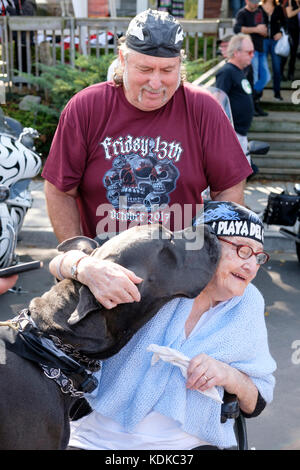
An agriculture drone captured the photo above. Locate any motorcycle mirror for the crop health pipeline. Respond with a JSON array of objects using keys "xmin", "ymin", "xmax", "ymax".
[{"xmin": 248, "ymin": 140, "xmax": 270, "ymax": 155}]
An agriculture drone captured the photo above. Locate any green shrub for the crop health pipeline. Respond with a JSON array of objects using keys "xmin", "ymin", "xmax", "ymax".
[
  {"xmin": 18, "ymin": 53, "xmax": 115, "ymax": 115},
  {"xmin": 185, "ymin": 57, "xmax": 219, "ymax": 82}
]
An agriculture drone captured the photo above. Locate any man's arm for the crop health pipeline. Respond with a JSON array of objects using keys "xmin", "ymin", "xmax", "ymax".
[
  {"xmin": 210, "ymin": 181, "xmax": 245, "ymax": 205},
  {"xmin": 241, "ymin": 24, "xmax": 267, "ymax": 36},
  {"xmin": 44, "ymin": 180, "xmax": 82, "ymax": 243},
  {"xmin": 233, "ymin": 10, "xmax": 267, "ymax": 36}
]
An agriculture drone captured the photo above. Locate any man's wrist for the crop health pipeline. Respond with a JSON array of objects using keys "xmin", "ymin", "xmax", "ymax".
[
  {"xmin": 71, "ymin": 255, "xmax": 89, "ymax": 281},
  {"xmin": 56, "ymin": 250, "xmax": 89, "ymax": 281}
]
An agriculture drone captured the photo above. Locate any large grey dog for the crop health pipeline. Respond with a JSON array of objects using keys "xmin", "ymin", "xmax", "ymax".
[{"xmin": 0, "ymin": 223, "xmax": 219, "ymax": 450}]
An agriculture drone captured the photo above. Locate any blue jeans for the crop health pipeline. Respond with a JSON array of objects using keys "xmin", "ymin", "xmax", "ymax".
[
  {"xmin": 251, "ymin": 50, "xmax": 271, "ymax": 94},
  {"xmin": 263, "ymin": 38, "xmax": 282, "ymax": 95},
  {"xmin": 230, "ymin": 0, "xmax": 245, "ymax": 17}
]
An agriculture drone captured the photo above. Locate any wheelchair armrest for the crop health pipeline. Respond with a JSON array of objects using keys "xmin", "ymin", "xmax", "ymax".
[
  {"xmin": 221, "ymin": 392, "xmax": 240, "ymax": 423},
  {"xmin": 234, "ymin": 414, "xmax": 248, "ymax": 450},
  {"xmin": 221, "ymin": 392, "xmax": 249, "ymax": 450}
]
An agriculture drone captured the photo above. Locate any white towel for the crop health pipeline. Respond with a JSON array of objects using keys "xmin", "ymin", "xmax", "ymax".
[{"xmin": 147, "ymin": 344, "xmax": 223, "ymax": 403}]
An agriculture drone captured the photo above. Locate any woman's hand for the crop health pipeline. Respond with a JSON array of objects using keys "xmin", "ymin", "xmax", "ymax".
[
  {"xmin": 274, "ymin": 32, "xmax": 282, "ymax": 41},
  {"xmin": 186, "ymin": 353, "xmax": 258, "ymax": 414},
  {"xmin": 76, "ymin": 257, "xmax": 143, "ymax": 310},
  {"xmin": 186, "ymin": 353, "xmax": 233, "ymax": 393}
]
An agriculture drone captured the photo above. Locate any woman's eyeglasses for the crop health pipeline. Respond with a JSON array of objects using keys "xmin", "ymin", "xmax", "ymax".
[{"xmin": 218, "ymin": 237, "xmax": 270, "ymax": 265}]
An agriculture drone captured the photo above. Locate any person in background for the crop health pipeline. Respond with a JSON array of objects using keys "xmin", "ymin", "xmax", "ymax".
[
  {"xmin": 216, "ymin": 34, "xmax": 255, "ymax": 167},
  {"xmin": 234, "ymin": 0, "xmax": 270, "ymax": 116},
  {"xmin": 281, "ymin": 0, "xmax": 300, "ymax": 80},
  {"xmin": 261, "ymin": 0, "xmax": 286, "ymax": 100}
]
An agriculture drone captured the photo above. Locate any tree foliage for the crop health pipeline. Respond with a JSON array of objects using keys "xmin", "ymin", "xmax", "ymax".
[{"xmin": 19, "ymin": 53, "xmax": 115, "ymax": 116}]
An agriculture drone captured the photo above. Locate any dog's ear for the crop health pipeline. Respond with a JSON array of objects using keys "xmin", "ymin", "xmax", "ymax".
[
  {"xmin": 57, "ymin": 236, "xmax": 99, "ymax": 255},
  {"xmin": 68, "ymin": 285, "xmax": 102, "ymax": 325}
]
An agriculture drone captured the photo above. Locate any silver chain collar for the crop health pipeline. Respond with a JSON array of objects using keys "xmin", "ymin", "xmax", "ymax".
[{"xmin": 12, "ymin": 309, "xmax": 100, "ymax": 398}]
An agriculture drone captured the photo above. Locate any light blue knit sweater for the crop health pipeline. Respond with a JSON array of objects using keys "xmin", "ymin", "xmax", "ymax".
[{"xmin": 87, "ymin": 283, "xmax": 276, "ymax": 448}]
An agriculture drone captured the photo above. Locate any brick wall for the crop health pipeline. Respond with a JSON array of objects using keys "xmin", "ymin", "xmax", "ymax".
[
  {"xmin": 88, "ymin": 0, "xmax": 109, "ymax": 17},
  {"xmin": 204, "ymin": 0, "xmax": 222, "ymax": 18}
]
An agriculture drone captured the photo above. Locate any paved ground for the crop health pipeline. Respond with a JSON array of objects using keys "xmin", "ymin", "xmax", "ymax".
[{"xmin": 248, "ymin": 252, "xmax": 300, "ymax": 450}]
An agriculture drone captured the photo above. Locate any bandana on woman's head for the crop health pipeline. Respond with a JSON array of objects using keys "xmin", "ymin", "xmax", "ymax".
[{"xmin": 193, "ymin": 201, "xmax": 264, "ymax": 244}]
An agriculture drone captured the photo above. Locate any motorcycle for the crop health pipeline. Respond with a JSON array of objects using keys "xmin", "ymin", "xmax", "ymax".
[
  {"xmin": 263, "ymin": 184, "xmax": 300, "ymax": 263},
  {"xmin": 0, "ymin": 108, "xmax": 42, "ymax": 268}
]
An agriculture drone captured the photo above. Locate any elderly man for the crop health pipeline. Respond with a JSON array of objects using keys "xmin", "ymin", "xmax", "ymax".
[
  {"xmin": 216, "ymin": 34, "xmax": 255, "ymax": 163},
  {"xmin": 43, "ymin": 10, "xmax": 253, "ymax": 306},
  {"xmin": 43, "ymin": 8, "xmax": 252, "ymax": 248},
  {"xmin": 234, "ymin": 0, "xmax": 270, "ymax": 116}
]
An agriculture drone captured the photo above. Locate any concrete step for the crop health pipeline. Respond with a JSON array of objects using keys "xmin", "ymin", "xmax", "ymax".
[
  {"xmin": 250, "ymin": 118, "xmax": 300, "ymax": 133},
  {"xmin": 251, "ymin": 167, "xmax": 300, "ymax": 178},
  {"xmin": 251, "ymin": 141, "xmax": 300, "ymax": 153},
  {"xmin": 253, "ymin": 111, "xmax": 300, "ymax": 122},
  {"xmin": 252, "ymin": 150, "xmax": 300, "ymax": 169},
  {"xmin": 250, "ymin": 112, "xmax": 300, "ymax": 135},
  {"xmin": 248, "ymin": 111, "xmax": 300, "ymax": 178},
  {"xmin": 260, "ymin": 88, "xmax": 299, "ymax": 104},
  {"xmin": 248, "ymin": 131, "xmax": 300, "ymax": 147}
]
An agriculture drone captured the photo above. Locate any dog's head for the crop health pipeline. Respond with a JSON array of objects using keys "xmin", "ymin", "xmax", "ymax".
[{"xmin": 55, "ymin": 223, "xmax": 220, "ymax": 358}]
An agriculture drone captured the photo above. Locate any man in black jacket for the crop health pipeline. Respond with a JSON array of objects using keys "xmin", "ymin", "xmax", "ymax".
[{"xmin": 234, "ymin": 0, "xmax": 270, "ymax": 116}]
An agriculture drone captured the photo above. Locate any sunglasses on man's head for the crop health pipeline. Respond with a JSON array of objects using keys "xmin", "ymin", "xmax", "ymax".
[{"xmin": 218, "ymin": 237, "xmax": 270, "ymax": 265}]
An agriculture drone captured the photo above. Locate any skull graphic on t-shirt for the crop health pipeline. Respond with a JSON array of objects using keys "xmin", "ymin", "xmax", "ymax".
[{"xmin": 103, "ymin": 151, "xmax": 179, "ymax": 211}]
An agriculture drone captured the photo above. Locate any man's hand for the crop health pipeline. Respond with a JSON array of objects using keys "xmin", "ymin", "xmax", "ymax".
[
  {"xmin": 256, "ymin": 24, "xmax": 268, "ymax": 37},
  {"xmin": 0, "ymin": 275, "xmax": 18, "ymax": 294},
  {"xmin": 76, "ymin": 257, "xmax": 143, "ymax": 309}
]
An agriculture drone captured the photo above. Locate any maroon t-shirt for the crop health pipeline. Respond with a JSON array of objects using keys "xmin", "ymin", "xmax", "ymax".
[{"xmin": 42, "ymin": 82, "xmax": 252, "ymax": 238}]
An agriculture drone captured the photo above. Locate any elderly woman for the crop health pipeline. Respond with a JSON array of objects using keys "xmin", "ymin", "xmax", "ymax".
[{"xmin": 49, "ymin": 201, "xmax": 276, "ymax": 450}]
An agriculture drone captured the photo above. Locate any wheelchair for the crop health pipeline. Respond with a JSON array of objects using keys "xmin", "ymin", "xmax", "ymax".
[{"xmin": 221, "ymin": 391, "xmax": 248, "ymax": 450}]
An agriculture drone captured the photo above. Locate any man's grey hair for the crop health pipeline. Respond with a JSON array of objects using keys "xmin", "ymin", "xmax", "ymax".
[
  {"xmin": 226, "ymin": 33, "xmax": 253, "ymax": 59},
  {"xmin": 113, "ymin": 38, "xmax": 187, "ymax": 86}
]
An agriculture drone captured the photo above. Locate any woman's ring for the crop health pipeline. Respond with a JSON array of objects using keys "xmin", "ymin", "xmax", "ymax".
[{"xmin": 203, "ymin": 375, "xmax": 208, "ymax": 382}]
